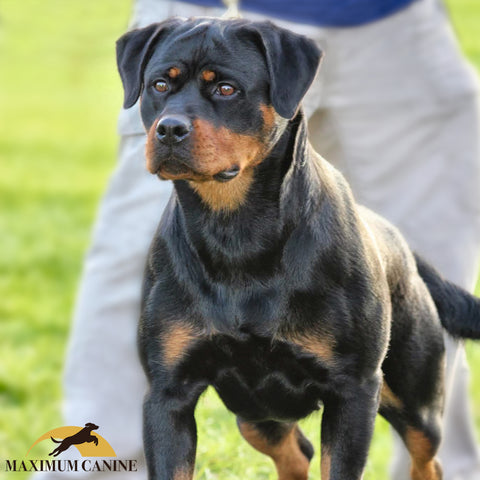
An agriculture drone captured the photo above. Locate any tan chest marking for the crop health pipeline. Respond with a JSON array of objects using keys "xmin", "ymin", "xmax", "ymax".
[
  {"xmin": 161, "ymin": 323, "xmax": 201, "ymax": 367},
  {"xmin": 280, "ymin": 332, "xmax": 336, "ymax": 364}
]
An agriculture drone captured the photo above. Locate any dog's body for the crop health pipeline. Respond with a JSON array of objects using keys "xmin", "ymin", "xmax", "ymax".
[
  {"xmin": 116, "ymin": 18, "xmax": 480, "ymax": 480},
  {"xmin": 49, "ymin": 423, "xmax": 99, "ymax": 457}
]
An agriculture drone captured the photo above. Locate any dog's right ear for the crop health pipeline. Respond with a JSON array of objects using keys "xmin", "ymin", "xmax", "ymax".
[{"xmin": 116, "ymin": 19, "xmax": 181, "ymax": 109}]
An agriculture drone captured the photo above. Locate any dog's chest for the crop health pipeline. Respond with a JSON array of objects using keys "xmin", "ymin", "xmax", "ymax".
[{"xmin": 175, "ymin": 334, "xmax": 330, "ymax": 422}]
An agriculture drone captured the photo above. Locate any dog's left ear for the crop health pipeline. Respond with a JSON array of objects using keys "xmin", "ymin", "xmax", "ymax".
[
  {"xmin": 247, "ymin": 22, "xmax": 323, "ymax": 119},
  {"xmin": 116, "ymin": 18, "xmax": 182, "ymax": 109}
]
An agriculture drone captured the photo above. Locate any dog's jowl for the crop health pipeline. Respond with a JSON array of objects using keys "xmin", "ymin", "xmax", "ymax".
[{"xmin": 116, "ymin": 17, "xmax": 480, "ymax": 480}]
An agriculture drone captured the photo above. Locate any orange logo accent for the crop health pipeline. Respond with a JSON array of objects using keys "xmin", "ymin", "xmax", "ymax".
[{"xmin": 27, "ymin": 423, "xmax": 116, "ymax": 458}]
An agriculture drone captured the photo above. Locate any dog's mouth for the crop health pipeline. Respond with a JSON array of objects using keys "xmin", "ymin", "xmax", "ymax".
[
  {"xmin": 147, "ymin": 131, "xmax": 244, "ymax": 183},
  {"xmin": 154, "ymin": 154, "xmax": 241, "ymax": 183},
  {"xmin": 149, "ymin": 148, "xmax": 195, "ymax": 181},
  {"xmin": 156, "ymin": 159, "xmax": 191, "ymax": 179},
  {"xmin": 213, "ymin": 166, "xmax": 240, "ymax": 182}
]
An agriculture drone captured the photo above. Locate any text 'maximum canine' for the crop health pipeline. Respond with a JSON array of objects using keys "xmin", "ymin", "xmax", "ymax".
[{"xmin": 116, "ymin": 17, "xmax": 480, "ymax": 480}]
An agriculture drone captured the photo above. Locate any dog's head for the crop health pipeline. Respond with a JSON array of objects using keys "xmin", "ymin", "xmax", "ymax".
[
  {"xmin": 116, "ymin": 18, "xmax": 321, "ymax": 206},
  {"xmin": 84, "ymin": 422, "xmax": 99, "ymax": 430}
]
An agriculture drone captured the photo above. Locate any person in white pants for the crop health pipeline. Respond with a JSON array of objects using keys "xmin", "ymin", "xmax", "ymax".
[{"xmin": 36, "ymin": 0, "xmax": 480, "ymax": 478}]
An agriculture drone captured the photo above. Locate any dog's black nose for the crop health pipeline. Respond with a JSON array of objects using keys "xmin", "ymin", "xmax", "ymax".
[{"xmin": 156, "ymin": 115, "xmax": 192, "ymax": 144}]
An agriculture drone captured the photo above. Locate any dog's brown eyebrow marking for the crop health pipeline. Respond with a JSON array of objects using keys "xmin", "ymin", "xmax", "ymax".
[
  {"xmin": 201, "ymin": 70, "xmax": 216, "ymax": 82},
  {"xmin": 168, "ymin": 67, "xmax": 181, "ymax": 78}
]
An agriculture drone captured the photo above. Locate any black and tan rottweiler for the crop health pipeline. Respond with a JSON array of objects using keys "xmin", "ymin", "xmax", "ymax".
[{"xmin": 116, "ymin": 17, "xmax": 480, "ymax": 480}]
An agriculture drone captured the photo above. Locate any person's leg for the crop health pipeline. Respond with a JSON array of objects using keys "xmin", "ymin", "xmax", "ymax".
[
  {"xmin": 303, "ymin": 1, "xmax": 480, "ymax": 478},
  {"xmin": 31, "ymin": 133, "xmax": 171, "ymax": 480},
  {"xmin": 61, "ymin": 133, "xmax": 172, "ymax": 475},
  {"xmin": 381, "ymin": 95, "xmax": 480, "ymax": 480},
  {"xmin": 32, "ymin": 2, "xmax": 227, "ymax": 479},
  {"xmin": 310, "ymin": 91, "xmax": 480, "ymax": 480}
]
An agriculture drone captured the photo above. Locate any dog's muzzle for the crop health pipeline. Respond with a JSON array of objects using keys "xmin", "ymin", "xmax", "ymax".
[{"xmin": 152, "ymin": 115, "xmax": 240, "ymax": 182}]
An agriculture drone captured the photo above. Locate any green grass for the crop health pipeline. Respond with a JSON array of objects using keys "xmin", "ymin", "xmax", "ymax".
[
  {"xmin": 0, "ymin": 1, "xmax": 480, "ymax": 478},
  {"xmin": 0, "ymin": 0, "xmax": 130, "ymax": 468}
]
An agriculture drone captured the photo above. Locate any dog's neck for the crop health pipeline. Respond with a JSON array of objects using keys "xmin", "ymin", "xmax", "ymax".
[{"xmin": 171, "ymin": 113, "xmax": 316, "ymax": 279}]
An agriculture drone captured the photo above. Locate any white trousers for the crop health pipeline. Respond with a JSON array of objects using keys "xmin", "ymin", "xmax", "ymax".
[{"xmin": 37, "ymin": 0, "xmax": 480, "ymax": 478}]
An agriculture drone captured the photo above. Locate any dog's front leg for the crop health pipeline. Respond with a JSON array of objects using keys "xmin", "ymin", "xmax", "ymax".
[
  {"xmin": 320, "ymin": 374, "xmax": 381, "ymax": 480},
  {"xmin": 143, "ymin": 379, "xmax": 206, "ymax": 480}
]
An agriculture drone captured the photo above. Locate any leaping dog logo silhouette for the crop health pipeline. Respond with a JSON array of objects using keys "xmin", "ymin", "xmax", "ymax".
[
  {"xmin": 49, "ymin": 422, "xmax": 99, "ymax": 457},
  {"xmin": 27, "ymin": 423, "xmax": 116, "ymax": 458}
]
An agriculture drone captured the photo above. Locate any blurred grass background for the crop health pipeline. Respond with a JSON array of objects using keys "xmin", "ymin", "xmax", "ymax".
[{"xmin": 0, "ymin": 0, "xmax": 479, "ymax": 478}]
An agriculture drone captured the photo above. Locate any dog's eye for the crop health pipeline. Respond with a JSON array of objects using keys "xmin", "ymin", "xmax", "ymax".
[
  {"xmin": 153, "ymin": 80, "xmax": 169, "ymax": 93},
  {"xmin": 215, "ymin": 83, "xmax": 236, "ymax": 97}
]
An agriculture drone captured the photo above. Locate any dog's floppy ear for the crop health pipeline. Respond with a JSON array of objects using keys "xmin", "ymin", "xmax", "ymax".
[
  {"xmin": 116, "ymin": 19, "xmax": 181, "ymax": 109},
  {"xmin": 247, "ymin": 22, "xmax": 322, "ymax": 119}
]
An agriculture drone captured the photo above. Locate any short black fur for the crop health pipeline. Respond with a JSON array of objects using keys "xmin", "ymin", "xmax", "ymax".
[{"xmin": 116, "ymin": 17, "xmax": 480, "ymax": 480}]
